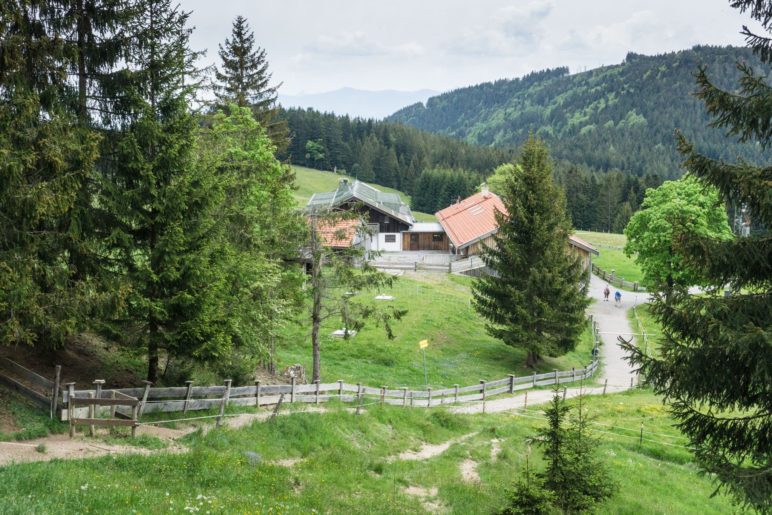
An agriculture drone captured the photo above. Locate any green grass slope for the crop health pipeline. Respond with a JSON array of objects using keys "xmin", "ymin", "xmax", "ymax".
[
  {"xmin": 576, "ymin": 230, "xmax": 644, "ymax": 285},
  {"xmin": 277, "ymin": 273, "xmax": 596, "ymax": 388},
  {"xmin": 292, "ymin": 165, "xmax": 436, "ymax": 222},
  {"xmin": 0, "ymin": 391, "xmax": 733, "ymax": 514}
]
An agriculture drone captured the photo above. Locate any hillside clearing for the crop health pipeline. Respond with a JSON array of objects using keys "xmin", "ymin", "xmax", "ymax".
[{"xmin": 276, "ymin": 272, "xmax": 597, "ymax": 388}]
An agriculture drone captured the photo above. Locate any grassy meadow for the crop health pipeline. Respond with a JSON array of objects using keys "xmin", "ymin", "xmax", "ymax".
[
  {"xmin": 292, "ymin": 165, "xmax": 436, "ymax": 222},
  {"xmin": 575, "ymin": 230, "xmax": 644, "ymax": 286},
  {"xmin": 0, "ymin": 390, "xmax": 733, "ymax": 514},
  {"xmin": 276, "ymin": 273, "xmax": 597, "ymax": 389},
  {"xmin": 629, "ymin": 303, "xmax": 664, "ymax": 357}
]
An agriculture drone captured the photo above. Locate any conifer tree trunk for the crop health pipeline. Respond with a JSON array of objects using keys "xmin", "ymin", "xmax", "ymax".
[{"xmin": 310, "ymin": 216, "xmax": 323, "ymax": 382}]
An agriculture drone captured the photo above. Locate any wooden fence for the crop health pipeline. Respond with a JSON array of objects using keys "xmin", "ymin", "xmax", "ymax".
[
  {"xmin": 592, "ymin": 264, "xmax": 643, "ymax": 291},
  {"xmin": 67, "ymin": 384, "xmax": 140, "ymax": 437},
  {"xmin": 61, "ymin": 358, "xmax": 600, "ymax": 424},
  {"xmin": 0, "ymin": 357, "xmax": 61, "ymax": 418}
]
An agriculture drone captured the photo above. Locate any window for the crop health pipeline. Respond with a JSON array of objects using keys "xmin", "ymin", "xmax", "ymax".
[
  {"xmin": 385, "ymin": 234, "xmax": 396, "ymax": 243},
  {"xmin": 432, "ymin": 233, "xmax": 443, "ymax": 242}
]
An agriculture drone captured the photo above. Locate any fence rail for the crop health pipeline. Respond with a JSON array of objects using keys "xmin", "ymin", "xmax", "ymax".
[
  {"xmin": 592, "ymin": 264, "xmax": 643, "ymax": 291},
  {"xmin": 60, "ymin": 357, "xmax": 600, "ymax": 424},
  {"xmin": 0, "ymin": 358, "xmax": 60, "ymax": 417}
]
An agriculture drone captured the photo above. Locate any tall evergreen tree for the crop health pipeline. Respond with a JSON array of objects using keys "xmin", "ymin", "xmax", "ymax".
[
  {"xmin": 623, "ymin": 1, "xmax": 772, "ymax": 510},
  {"xmin": 214, "ymin": 15, "xmax": 287, "ymax": 151},
  {"xmin": 0, "ymin": 1, "xmax": 100, "ymax": 347},
  {"xmin": 472, "ymin": 136, "xmax": 589, "ymax": 368},
  {"xmin": 97, "ymin": 0, "xmax": 225, "ymax": 383}
]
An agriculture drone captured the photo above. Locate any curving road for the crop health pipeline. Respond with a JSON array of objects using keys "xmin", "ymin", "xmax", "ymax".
[{"xmin": 453, "ymin": 273, "xmax": 645, "ymax": 414}]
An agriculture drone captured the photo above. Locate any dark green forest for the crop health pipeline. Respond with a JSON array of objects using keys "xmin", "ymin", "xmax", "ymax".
[
  {"xmin": 279, "ymin": 106, "xmax": 662, "ymax": 230},
  {"xmin": 277, "ymin": 107, "xmax": 513, "ymax": 193},
  {"xmin": 389, "ymin": 46, "xmax": 767, "ymax": 179}
]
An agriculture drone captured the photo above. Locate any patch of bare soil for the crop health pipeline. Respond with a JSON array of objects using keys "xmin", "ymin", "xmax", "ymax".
[
  {"xmin": 0, "ymin": 433, "xmax": 186, "ymax": 466},
  {"xmin": 403, "ymin": 486, "xmax": 445, "ymax": 513},
  {"xmin": 389, "ymin": 432, "xmax": 477, "ymax": 462},
  {"xmin": 490, "ymin": 438, "xmax": 501, "ymax": 461},
  {"xmin": 460, "ymin": 458, "xmax": 480, "ymax": 483}
]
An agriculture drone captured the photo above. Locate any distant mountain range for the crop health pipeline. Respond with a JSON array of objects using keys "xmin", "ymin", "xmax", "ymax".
[
  {"xmin": 387, "ymin": 46, "xmax": 766, "ymax": 179},
  {"xmin": 279, "ymin": 87, "xmax": 438, "ymax": 120}
]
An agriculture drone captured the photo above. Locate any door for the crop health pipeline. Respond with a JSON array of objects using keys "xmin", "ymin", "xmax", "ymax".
[{"xmin": 410, "ymin": 233, "xmax": 419, "ymax": 251}]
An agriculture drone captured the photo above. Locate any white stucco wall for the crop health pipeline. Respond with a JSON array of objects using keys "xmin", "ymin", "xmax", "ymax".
[{"xmin": 378, "ymin": 233, "xmax": 402, "ymax": 252}]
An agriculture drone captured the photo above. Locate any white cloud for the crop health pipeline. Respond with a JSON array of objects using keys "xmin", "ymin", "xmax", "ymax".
[
  {"xmin": 303, "ymin": 31, "xmax": 425, "ymax": 59},
  {"xmin": 448, "ymin": 0, "xmax": 554, "ymax": 57}
]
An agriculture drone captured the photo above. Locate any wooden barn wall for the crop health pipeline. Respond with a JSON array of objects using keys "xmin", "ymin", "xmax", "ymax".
[
  {"xmin": 402, "ymin": 232, "xmax": 450, "ymax": 251},
  {"xmin": 465, "ymin": 235, "xmax": 497, "ymax": 256}
]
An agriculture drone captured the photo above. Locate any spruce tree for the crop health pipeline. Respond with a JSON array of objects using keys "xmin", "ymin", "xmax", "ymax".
[
  {"xmin": 473, "ymin": 136, "xmax": 589, "ymax": 368},
  {"xmin": 0, "ymin": 1, "xmax": 100, "ymax": 347},
  {"xmin": 622, "ymin": 1, "xmax": 771, "ymax": 510},
  {"xmin": 98, "ymin": 0, "xmax": 225, "ymax": 383},
  {"xmin": 214, "ymin": 15, "xmax": 287, "ymax": 151}
]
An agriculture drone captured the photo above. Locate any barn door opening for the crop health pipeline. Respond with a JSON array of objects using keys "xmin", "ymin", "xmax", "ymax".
[{"xmin": 409, "ymin": 233, "xmax": 419, "ymax": 251}]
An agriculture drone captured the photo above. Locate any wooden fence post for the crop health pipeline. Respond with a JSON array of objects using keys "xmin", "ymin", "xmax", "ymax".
[
  {"xmin": 88, "ymin": 391, "xmax": 95, "ymax": 437},
  {"xmin": 271, "ymin": 394, "xmax": 284, "ymax": 421},
  {"xmin": 291, "ymin": 376, "xmax": 296, "ymax": 404},
  {"xmin": 572, "ymin": 367, "xmax": 576, "ymax": 382},
  {"xmin": 508, "ymin": 374, "xmax": 515, "ymax": 394},
  {"xmin": 338, "ymin": 380, "xmax": 343, "ymax": 400},
  {"xmin": 131, "ymin": 401, "xmax": 139, "ymax": 437},
  {"xmin": 110, "ymin": 390, "xmax": 117, "ymax": 418},
  {"xmin": 630, "ymin": 376, "xmax": 634, "ymax": 388},
  {"xmin": 357, "ymin": 383, "xmax": 363, "ymax": 402},
  {"xmin": 532, "ymin": 371, "xmax": 537, "ymax": 387},
  {"xmin": 183, "ymin": 381, "xmax": 194, "ymax": 413},
  {"xmin": 524, "ymin": 390, "xmax": 528, "ymax": 409},
  {"xmin": 562, "ymin": 387, "xmax": 567, "ymax": 401},
  {"xmin": 315, "ymin": 380, "xmax": 321, "ymax": 405},
  {"xmin": 66, "ymin": 383, "xmax": 76, "ymax": 435},
  {"xmin": 603, "ymin": 379, "xmax": 608, "ymax": 395},
  {"xmin": 380, "ymin": 386, "xmax": 386, "ymax": 405},
  {"xmin": 139, "ymin": 380, "xmax": 152, "ymax": 418},
  {"xmin": 427, "ymin": 387, "xmax": 432, "ymax": 408},
  {"xmin": 480, "ymin": 380, "xmax": 486, "ymax": 413},
  {"xmin": 402, "ymin": 387, "xmax": 408, "ymax": 407},
  {"xmin": 51, "ymin": 365, "xmax": 61, "ymax": 420},
  {"xmin": 553, "ymin": 370, "xmax": 559, "ymax": 385},
  {"xmin": 454, "ymin": 384, "xmax": 459, "ymax": 403},
  {"xmin": 409, "ymin": 390, "xmax": 414, "ymax": 407},
  {"xmin": 216, "ymin": 379, "xmax": 232, "ymax": 428},
  {"xmin": 255, "ymin": 380, "xmax": 261, "ymax": 407},
  {"xmin": 414, "ymin": 261, "xmax": 417, "ymax": 272},
  {"xmin": 92, "ymin": 380, "xmax": 104, "ymax": 435}
]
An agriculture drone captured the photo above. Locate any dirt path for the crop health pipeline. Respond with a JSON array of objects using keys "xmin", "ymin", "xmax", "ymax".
[
  {"xmin": 0, "ymin": 405, "xmax": 335, "ymax": 466},
  {"xmin": 387, "ymin": 432, "xmax": 477, "ymax": 462},
  {"xmin": 452, "ymin": 274, "xmax": 645, "ymax": 414}
]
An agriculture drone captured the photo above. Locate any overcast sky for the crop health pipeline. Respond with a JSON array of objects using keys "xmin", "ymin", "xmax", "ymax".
[{"xmin": 184, "ymin": 0, "xmax": 753, "ymax": 95}]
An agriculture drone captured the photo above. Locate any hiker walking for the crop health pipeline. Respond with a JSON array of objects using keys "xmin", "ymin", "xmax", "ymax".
[
  {"xmin": 603, "ymin": 285, "xmax": 610, "ymax": 302},
  {"xmin": 614, "ymin": 290, "xmax": 622, "ymax": 306}
]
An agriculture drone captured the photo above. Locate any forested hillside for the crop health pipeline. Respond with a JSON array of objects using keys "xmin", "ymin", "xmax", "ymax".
[
  {"xmin": 277, "ymin": 107, "xmax": 514, "ymax": 193},
  {"xmin": 389, "ymin": 46, "xmax": 766, "ymax": 179}
]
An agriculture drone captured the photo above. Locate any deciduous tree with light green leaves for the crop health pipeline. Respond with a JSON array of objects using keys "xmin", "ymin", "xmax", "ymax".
[{"xmin": 624, "ymin": 175, "xmax": 732, "ymax": 289}]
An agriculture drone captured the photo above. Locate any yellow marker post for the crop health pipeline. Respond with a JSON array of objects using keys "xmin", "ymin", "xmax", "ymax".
[{"xmin": 419, "ymin": 340, "xmax": 429, "ymax": 387}]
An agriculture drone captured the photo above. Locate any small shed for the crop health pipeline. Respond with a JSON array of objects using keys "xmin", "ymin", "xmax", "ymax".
[{"xmin": 402, "ymin": 222, "xmax": 449, "ymax": 251}]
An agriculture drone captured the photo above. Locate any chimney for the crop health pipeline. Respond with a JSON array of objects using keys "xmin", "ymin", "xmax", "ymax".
[{"xmin": 481, "ymin": 183, "xmax": 490, "ymax": 196}]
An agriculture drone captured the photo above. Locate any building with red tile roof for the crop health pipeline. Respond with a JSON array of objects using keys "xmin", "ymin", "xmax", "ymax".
[{"xmin": 435, "ymin": 187, "xmax": 506, "ymax": 256}]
